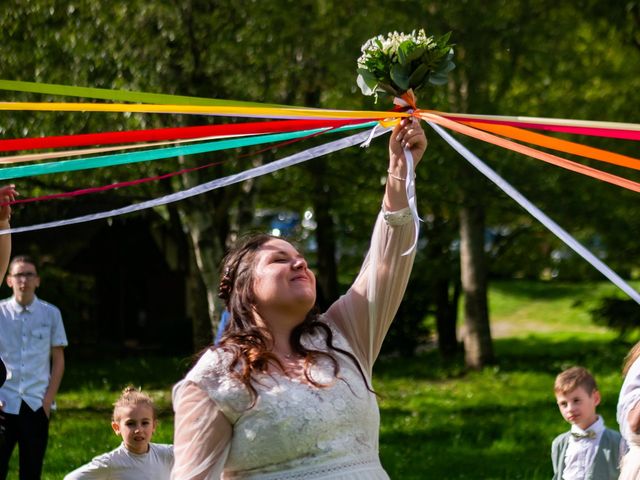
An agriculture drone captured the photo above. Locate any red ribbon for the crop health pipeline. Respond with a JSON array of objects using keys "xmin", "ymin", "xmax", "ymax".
[
  {"xmin": 0, "ymin": 118, "xmax": 370, "ymax": 152},
  {"xmin": 440, "ymin": 116, "xmax": 640, "ymax": 141}
]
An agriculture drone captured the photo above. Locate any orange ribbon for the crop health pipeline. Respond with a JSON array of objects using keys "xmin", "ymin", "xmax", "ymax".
[
  {"xmin": 421, "ymin": 112, "xmax": 640, "ymax": 193},
  {"xmin": 460, "ymin": 121, "xmax": 640, "ymax": 171}
]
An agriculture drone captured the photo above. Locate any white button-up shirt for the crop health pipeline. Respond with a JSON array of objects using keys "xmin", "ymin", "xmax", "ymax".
[
  {"xmin": 0, "ymin": 295, "xmax": 67, "ymax": 414},
  {"xmin": 563, "ymin": 416, "xmax": 605, "ymax": 480}
]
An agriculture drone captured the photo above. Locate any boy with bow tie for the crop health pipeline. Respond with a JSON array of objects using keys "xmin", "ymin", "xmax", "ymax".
[{"xmin": 552, "ymin": 366, "xmax": 626, "ymax": 480}]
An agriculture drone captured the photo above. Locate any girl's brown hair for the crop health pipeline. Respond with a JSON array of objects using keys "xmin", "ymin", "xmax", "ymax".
[
  {"xmin": 216, "ymin": 233, "xmax": 373, "ymax": 407},
  {"xmin": 113, "ymin": 386, "xmax": 156, "ymax": 422}
]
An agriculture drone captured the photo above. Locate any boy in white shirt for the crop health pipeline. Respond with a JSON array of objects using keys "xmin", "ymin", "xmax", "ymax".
[{"xmin": 552, "ymin": 366, "xmax": 625, "ymax": 480}]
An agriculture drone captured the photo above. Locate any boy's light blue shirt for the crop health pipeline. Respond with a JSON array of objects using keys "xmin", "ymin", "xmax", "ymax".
[{"xmin": 0, "ymin": 295, "xmax": 67, "ymax": 413}]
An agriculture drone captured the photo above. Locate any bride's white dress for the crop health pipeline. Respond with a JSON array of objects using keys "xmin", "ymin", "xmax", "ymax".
[
  {"xmin": 172, "ymin": 208, "xmax": 416, "ymax": 479},
  {"xmin": 619, "ymin": 435, "xmax": 640, "ymax": 480},
  {"xmin": 618, "ymin": 357, "xmax": 640, "ymax": 480}
]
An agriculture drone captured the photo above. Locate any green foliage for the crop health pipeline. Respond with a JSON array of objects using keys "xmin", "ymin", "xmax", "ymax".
[
  {"xmin": 488, "ymin": 279, "xmax": 630, "ymax": 338},
  {"xmin": 591, "ymin": 297, "xmax": 640, "ymax": 338}
]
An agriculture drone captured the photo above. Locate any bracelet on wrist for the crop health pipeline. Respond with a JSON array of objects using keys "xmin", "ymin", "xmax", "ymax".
[
  {"xmin": 387, "ymin": 169, "xmax": 417, "ymax": 182},
  {"xmin": 387, "ymin": 169, "xmax": 406, "ymax": 181}
]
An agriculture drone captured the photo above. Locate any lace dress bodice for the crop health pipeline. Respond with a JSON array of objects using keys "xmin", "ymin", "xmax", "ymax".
[
  {"xmin": 172, "ymin": 209, "xmax": 416, "ymax": 479},
  {"xmin": 185, "ymin": 329, "xmax": 384, "ymax": 479}
]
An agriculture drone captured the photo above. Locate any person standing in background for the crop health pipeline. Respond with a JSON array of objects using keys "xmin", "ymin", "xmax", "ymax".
[{"xmin": 0, "ymin": 250, "xmax": 67, "ymax": 479}]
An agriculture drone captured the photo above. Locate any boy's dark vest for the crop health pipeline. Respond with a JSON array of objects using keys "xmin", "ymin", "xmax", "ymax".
[{"xmin": 552, "ymin": 428, "xmax": 622, "ymax": 480}]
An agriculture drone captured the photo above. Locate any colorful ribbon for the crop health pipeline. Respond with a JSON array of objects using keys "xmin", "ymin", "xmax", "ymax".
[
  {"xmin": 430, "ymin": 121, "xmax": 640, "ymax": 305},
  {"xmin": 0, "ymin": 79, "xmax": 637, "ymax": 302},
  {"xmin": 421, "ymin": 112, "xmax": 640, "ymax": 193},
  {"xmin": 436, "ymin": 111, "xmax": 640, "ymax": 140},
  {"xmin": 0, "ymin": 119, "xmax": 370, "ymax": 152},
  {"xmin": 0, "ymin": 122, "xmax": 375, "ymax": 180},
  {"xmin": 0, "ymin": 128, "xmax": 390, "ymax": 235}
]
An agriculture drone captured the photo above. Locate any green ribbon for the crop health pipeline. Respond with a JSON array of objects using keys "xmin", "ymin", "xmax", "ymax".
[{"xmin": 0, "ymin": 79, "xmax": 291, "ymax": 108}]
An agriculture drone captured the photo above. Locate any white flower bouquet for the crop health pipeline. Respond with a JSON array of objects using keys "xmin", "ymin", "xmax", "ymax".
[{"xmin": 356, "ymin": 29, "xmax": 455, "ymax": 101}]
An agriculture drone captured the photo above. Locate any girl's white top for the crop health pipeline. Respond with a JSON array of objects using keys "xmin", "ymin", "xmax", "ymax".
[
  {"xmin": 172, "ymin": 208, "xmax": 416, "ymax": 479},
  {"xmin": 64, "ymin": 442, "xmax": 174, "ymax": 480}
]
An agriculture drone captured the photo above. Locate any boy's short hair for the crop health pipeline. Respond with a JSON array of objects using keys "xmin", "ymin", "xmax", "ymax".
[
  {"xmin": 9, "ymin": 255, "xmax": 38, "ymax": 272},
  {"xmin": 554, "ymin": 366, "xmax": 598, "ymax": 395}
]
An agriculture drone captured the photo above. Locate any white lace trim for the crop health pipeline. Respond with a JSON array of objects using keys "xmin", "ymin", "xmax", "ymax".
[
  {"xmin": 382, "ymin": 206, "xmax": 412, "ymax": 226},
  {"xmin": 224, "ymin": 454, "xmax": 386, "ymax": 479}
]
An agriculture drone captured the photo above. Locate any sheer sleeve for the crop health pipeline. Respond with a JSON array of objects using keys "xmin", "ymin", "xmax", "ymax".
[
  {"xmin": 325, "ymin": 207, "xmax": 416, "ymax": 375},
  {"xmin": 619, "ymin": 357, "xmax": 640, "ymax": 441},
  {"xmin": 171, "ymin": 380, "xmax": 232, "ymax": 480}
]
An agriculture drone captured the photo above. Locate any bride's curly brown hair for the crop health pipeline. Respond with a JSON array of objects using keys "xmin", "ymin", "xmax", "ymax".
[{"xmin": 215, "ymin": 233, "xmax": 373, "ymax": 407}]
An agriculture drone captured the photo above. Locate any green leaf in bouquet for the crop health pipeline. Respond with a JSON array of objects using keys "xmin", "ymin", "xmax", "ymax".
[
  {"xmin": 390, "ymin": 64, "xmax": 410, "ymax": 91},
  {"xmin": 437, "ymin": 31, "xmax": 453, "ymax": 48},
  {"xmin": 428, "ymin": 70, "xmax": 450, "ymax": 85},
  {"xmin": 357, "ymin": 67, "xmax": 379, "ymax": 88},
  {"xmin": 397, "ymin": 40, "xmax": 417, "ymax": 66},
  {"xmin": 444, "ymin": 48, "xmax": 455, "ymax": 62},
  {"xmin": 443, "ymin": 59, "xmax": 456, "ymax": 73},
  {"xmin": 408, "ymin": 63, "xmax": 430, "ymax": 89},
  {"xmin": 406, "ymin": 45, "xmax": 428, "ymax": 64},
  {"xmin": 356, "ymin": 73, "xmax": 376, "ymax": 96}
]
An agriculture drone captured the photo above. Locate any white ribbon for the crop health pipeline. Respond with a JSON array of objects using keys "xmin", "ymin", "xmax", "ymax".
[
  {"xmin": 401, "ymin": 146, "xmax": 420, "ymax": 255},
  {"xmin": 0, "ymin": 128, "xmax": 390, "ymax": 235},
  {"xmin": 391, "ymin": 95, "xmax": 421, "ymax": 255},
  {"xmin": 429, "ymin": 121, "xmax": 640, "ymax": 305},
  {"xmin": 359, "ymin": 123, "xmax": 382, "ymax": 148}
]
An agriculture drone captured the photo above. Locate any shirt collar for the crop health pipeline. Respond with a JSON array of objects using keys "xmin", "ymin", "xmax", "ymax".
[
  {"xmin": 8, "ymin": 295, "xmax": 38, "ymax": 313},
  {"xmin": 570, "ymin": 415, "xmax": 604, "ymax": 440}
]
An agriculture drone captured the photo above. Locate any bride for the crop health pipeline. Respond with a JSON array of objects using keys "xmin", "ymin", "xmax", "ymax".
[{"xmin": 171, "ymin": 118, "xmax": 426, "ymax": 479}]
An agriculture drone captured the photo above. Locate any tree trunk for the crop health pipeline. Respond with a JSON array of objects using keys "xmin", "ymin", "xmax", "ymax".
[
  {"xmin": 303, "ymin": 86, "xmax": 339, "ymax": 309},
  {"xmin": 185, "ymin": 246, "xmax": 214, "ymax": 352},
  {"xmin": 459, "ymin": 201, "xmax": 494, "ymax": 368},
  {"xmin": 309, "ymin": 163, "xmax": 339, "ymax": 309},
  {"xmin": 181, "ymin": 195, "xmax": 227, "ymax": 348},
  {"xmin": 434, "ymin": 277, "xmax": 460, "ymax": 359}
]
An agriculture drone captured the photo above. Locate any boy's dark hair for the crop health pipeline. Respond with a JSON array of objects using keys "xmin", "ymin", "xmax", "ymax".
[
  {"xmin": 9, "ymin": 255, "xmax": 38, "ymax": 272},
  {"xmin": 554, "ymin": 366, "xmax": 598, "ymax": 395}
]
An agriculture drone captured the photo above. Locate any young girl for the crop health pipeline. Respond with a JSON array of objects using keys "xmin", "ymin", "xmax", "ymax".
[
  {"xmin": 64, "ymin": 386, "xmax": 173, "ymax": 480},
  {"xmin": 618, "ymin": 342, "xmax": 640, "ymax": 479}
]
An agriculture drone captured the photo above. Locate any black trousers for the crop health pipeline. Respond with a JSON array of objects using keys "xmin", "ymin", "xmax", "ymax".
[{"xmin": 0, "ymin": 401, "xmax": 49, "ymax": 480}]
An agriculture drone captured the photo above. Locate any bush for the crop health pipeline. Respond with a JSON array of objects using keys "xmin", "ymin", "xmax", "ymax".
[{"xmin": 590, "ymin": 297, "xmax": 640, "ymax": 338}]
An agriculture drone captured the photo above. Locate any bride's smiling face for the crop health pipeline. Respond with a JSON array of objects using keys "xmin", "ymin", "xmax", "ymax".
[{"xmin": 251, "ymin": 238, "xmax": 316, "ymax": 317}]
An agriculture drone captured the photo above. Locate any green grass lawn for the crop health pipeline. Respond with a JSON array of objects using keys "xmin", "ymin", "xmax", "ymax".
[{"xmin": 6, "ymin": 279, "xmax": 637, "ymax": 479}]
